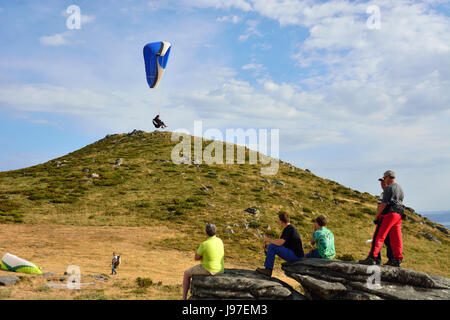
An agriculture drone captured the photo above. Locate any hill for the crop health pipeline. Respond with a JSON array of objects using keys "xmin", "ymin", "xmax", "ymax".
[{"xmin": 0, "ymin": 130, "xmax": 449, "ymax": 299}]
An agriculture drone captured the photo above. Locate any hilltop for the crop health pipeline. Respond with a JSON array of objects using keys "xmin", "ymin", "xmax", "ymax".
[{"xmin": 0, "ymin": 130, "xmax": 449, "ymax": 299}]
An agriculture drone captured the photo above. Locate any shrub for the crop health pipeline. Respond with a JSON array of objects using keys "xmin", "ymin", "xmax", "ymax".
[
  {"xmin": 136, "ymin": 277, "xmax": 153, "ymax": 288},
  {"xmin": 337, "ymin": 254, "xmax": 356, "ymax": 262}
]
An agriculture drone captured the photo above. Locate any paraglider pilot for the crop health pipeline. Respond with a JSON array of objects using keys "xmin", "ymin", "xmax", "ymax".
[{"xmin": 152, "ymin": 115, "xmax": 167, "ymax": 129}]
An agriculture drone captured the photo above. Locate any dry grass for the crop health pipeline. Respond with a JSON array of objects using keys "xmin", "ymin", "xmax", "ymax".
[{"xmin": 0, "ymin": 224, "xmax": 298, "ymax": 299}]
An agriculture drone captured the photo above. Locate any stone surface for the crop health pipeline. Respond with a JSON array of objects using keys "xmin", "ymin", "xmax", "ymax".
[
  {"xmin": 0, "ymin": 276, "xmax": 20, "ymax": 286},
  {"xmin": 244, "ymin": 207, "xmax": 260, "ymax": 215},
  {"xmin": 420, "ymin": 231, "xmax": 442, "ymax": 244},
  {"xmin": 190, "ymin": 268, "xmax": 305, "ymax": 300},
  {"xmin": 282, "ymin": 259, "xmax": 450, "ymax": 300}
]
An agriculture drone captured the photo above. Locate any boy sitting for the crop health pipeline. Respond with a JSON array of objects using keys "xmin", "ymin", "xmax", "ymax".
[{"xmin": 306, "ymin": 215, "xmax": 335, "ymax": 259}]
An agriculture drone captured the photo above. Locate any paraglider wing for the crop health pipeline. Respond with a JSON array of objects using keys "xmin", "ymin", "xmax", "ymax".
[
  {"xmin": 1, "ymin": 253, "xmax": 42, "ymax": 275},
  {"xmin": 143, "ymin": 41, "xmax": 171, "ymax": 89}
]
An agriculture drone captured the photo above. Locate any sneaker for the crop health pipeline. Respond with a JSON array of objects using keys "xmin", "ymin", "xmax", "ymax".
[
  {"xmin": 256, "ymin": 267, "xmax": 272, "ymax": 277},
  {"xmin": 358, "ymin": 256, "xmax": 380, "ymax": 265},
  {"xmin": 390, "ymin": 259, "xmax": 402, "ymax": 267}
]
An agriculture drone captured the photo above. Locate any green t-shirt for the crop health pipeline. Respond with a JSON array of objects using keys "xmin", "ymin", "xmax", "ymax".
[
  {"xmin": 197, "ymin": 236, "xmax": 225, "ymax": 273},
  {"xmin": 313, "ymin": 227, "xmax": 335, "ymax": 259}
]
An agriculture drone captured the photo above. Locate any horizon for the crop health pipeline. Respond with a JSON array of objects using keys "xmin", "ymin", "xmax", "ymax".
[{"xmin": 1, "ymin": 0, "xmax": 450, "ymax": 212}]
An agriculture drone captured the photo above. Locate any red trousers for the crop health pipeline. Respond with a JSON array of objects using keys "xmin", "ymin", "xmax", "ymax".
[{"xmin": 370, "ymin": 212, "xmax": 403, "ymax": 260}]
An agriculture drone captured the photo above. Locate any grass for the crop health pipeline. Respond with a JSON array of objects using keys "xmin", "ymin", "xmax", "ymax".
[{"xmin": 0, "ymin": 130, "xmax": 448, "ymax": 300}]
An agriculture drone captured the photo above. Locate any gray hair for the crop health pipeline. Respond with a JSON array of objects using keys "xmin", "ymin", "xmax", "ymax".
[{"xmin": 205, "ymin": 223, "xmax": 217, "ymax": 236}]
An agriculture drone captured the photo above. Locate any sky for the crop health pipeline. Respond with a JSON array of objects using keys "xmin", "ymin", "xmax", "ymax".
[{"xmin": 0, "ymin": 0, "xmax": 449, "ymax": 212}]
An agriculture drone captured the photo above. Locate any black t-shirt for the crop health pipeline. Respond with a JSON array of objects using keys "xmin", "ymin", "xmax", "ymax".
[{"xmin": 281, "ymin": 224, "xmax": 304, "ymax": 257}]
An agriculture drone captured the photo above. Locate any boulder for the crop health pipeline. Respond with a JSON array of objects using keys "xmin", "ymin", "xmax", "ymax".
[
  {"xmin": 0, "ymin": 276, "xmax": 20, "ymax": 286},
  {"xmin": 190, "ymin": 268, "xmax": 305, "ymax": 300},
  {"xmin": 282, "ymin": 259, "xmax": 450, "ymax": 300},
  {"xmin": 420, "ymin": 231, "xmax": 441, "ymax": 244},
  {"xmin": 244, "ymin": 207, "xmax": 260, "ymax": 215},
  {"xmin": 434, "ymin": 225, "xmax": 449, "ymax": 235}
]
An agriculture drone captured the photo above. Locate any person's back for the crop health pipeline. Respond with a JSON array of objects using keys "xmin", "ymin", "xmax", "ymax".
[
  {"xmin": 313, "ymin": 227, "xmax": 335, "ymax": 259},
  {"xmin": 197, "ymin": 236, "xmax": 224, "ymax": 273},
  {"xmin": 281, "ymin": 224, "xmax": 304, "ymax": 258}
]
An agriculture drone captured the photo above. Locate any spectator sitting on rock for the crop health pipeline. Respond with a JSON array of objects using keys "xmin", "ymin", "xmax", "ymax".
[
  {"xmin": 306, "ymin": 215, "xmax": 335, "ymax": 259},
  {"xmin": 182, "ymin": 223, "xmax": 224, "ymax": 300},
  {"xmin": 256, "ymin": 212, "xmax": 304, "ymax": 277}
]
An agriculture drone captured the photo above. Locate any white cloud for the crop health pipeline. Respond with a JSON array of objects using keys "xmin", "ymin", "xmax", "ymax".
[
  {"xmin": 185, "ymin": 0, "xmax": 252, "ymax": 11},
  {"xmin": 239, "ymin": 19, "xmax": 262, "ymax": 41},
  {"xmin": 39, "ymin": 32, "xmax": 71, "ymax": 46},
  {"xmin": 217, "ymin": 15, "xmax": 241, "ymax": 23}
]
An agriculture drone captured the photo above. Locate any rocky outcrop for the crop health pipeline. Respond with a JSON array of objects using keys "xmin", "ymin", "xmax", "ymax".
[
  {"xmin": 190, "ymin": 269, "xmax": 305, "ymax": 300},
  {"xmin": 282, "ymin": 259, "xmax": 450, "ymax": 300},
  {"xmin": 0, "ymin": 276, "xmax": 20, "ymax": 286}
]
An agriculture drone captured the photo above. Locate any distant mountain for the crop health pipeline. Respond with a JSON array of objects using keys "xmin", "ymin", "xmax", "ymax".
[{"xmin": 419, "ymin": 211, "xmax": 450, "ymax": 228}]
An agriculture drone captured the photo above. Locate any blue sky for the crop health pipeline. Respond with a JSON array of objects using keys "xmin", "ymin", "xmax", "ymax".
[{"xmin": 0, "ymin": 0, "xmax": 449, "ymax": 211}]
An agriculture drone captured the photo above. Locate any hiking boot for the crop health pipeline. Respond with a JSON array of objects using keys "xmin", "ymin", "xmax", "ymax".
[
  {"xmin": 256, "ymin": 267, "xmax": 272, "ymax": 277},
  {"xmin": 358, "ymin": 256, "xmax": 380, "ymax": 265},
  {"xmin": 383, "ymin": 259, "xmax": 394, "ymax": 266},
  {"xmin": 390, "ymin": 259, "xmax": 402, "ymax": 267}
]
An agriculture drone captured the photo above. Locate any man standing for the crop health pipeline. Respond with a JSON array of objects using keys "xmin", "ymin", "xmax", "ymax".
[
  {"xmin": 360, "ymin": 170, "xmax": 405, "ymax": 267},
  {"xmin": 256, "ymin": 212, "xmax": 304, "ymax": 277},
  {"xmin": 372, "ymin": 178, "xmax": 394, "ymax": 265},
  {"xmin": 111, "ymin": 252, "xmax": 119, "ymax": 275},
  {"xmin": 182, "ymin": 223, "xmax": 224, "ymax": 300}
]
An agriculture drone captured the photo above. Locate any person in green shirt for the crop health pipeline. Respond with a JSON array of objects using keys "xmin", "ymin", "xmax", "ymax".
[
  {"xmin": 182, "ymin": 223, "xmax": 224, "ymax": 300},
  {"xmin": 306, "ymin": 215, "xmax": 335, "ymax": 259}
]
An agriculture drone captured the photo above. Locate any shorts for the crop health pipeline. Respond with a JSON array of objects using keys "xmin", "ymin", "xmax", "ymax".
[{"xmin": 185, "ymin": 264, "xmax": 222, "ymax": 277}]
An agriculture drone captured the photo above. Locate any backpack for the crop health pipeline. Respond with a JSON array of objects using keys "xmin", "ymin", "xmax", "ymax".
[{"xmin": 113, "ymin": 255, "xmax": 121, "ymax": 268}]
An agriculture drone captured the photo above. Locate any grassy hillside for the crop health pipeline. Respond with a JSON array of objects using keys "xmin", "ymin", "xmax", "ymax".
[{"xmin": 0, "ymin": 130, "xmax": 449, "ymax": 283}]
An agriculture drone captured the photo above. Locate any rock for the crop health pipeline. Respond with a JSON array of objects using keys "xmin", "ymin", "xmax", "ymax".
[
  {"xmin": 207, "ymin": 203, "xmax": 215, "ymax": 207},
  {"xmin": 266, "ymin": 225, "xmax": 271, "ymax": 231},
  {"xmin": 115, "ymin": 158, "xmax": 123, "ymax": 166},
  {"xmin": 54, "ymin": 161, "xmax": 62, "ymax": 168},
  {"xmin": 272, "ymin": 180, "xmax": 285, "ymax": 186},
  {"xmin": 89, "ymin": 274, "xmax": 110, "ymax": 281},
  {"xmin": 232, "ymin": 223, "xmax": 239, "ymax": 227},
  {"xmin": 207, "ymin": 172, "xmax": 217, "ymax": 176},
  {"xmin": 190, "ymin": 269, "xmax": 305, "ymax": 300},
  {"xmin": 0, "ymin": 276, "xmax": 20, "ymax": 286},
  {"xmin": 282, "ymin": 259, "xmax": 450, "ymax": 300},
  {"xmin": 406, "ymin": 216, "xmax": 418, "ymax": 223},
  {"xmin": 128, "ymin": 129, "xmax": 145, "ymax": 136},
  {"xmin": 82, "ymin": 168, "xmax": 90, "ymax": 173},
  {"xmin": 88, "ymin": 173, "xmax": 100, "ymax": 179},
  {"xmin": 224, "ymin": 229, "xmax": 234, "ymax": 234},
  {"xmin": 201, "ymin": 186, "xmax": 214, "ymax": 193},
  {"xmin": 244, "ymin": 207, "xmax": 260, "ymax": 215},
  {"xmin": 420, "ymin": 231, "xmax": 442, "ymax": 244},
  {"xmin": 289, "ymin": 274, "xmax": 347, "ymax": 300},
  {"xmin": 434, "ymin": 225, "xmax": 449, "ymax": 235},
  {"xmin": 42, "ymin": 272, "xmax": 57, "ymax": 278},
  {"xmin": 260, "ymin": 179, "xmax": 270, "ymax": 184}
]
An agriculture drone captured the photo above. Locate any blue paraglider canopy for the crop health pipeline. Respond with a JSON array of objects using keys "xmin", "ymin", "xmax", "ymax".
[{"xmin": 143, "ymin": 41, "xmax": 171, "ymax": 89}]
